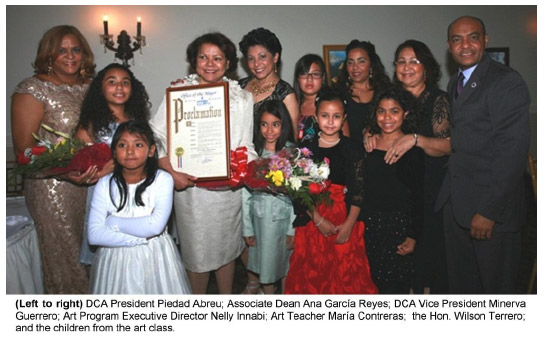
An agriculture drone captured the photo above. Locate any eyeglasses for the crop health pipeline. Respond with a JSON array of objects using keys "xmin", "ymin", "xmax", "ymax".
[
  {"xmin": 394, "ymin": 59, "xmax": 421, "ymax": 66},
  {"xmin": 298, "ymin": 72, "xmax": 323, "ymax": 80}
]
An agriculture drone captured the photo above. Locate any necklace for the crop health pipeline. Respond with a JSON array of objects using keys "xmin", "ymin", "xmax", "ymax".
[
  {"xmin": 318, "ymin": 132, "xmax": 340, "ymax": 146},
  {"xmin": 249, "ymin": 79, "xmax": 277, "ymax": 96}
]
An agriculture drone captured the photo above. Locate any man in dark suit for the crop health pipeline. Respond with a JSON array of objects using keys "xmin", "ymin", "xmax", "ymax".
[{"xmin": 435, "ymin": 16, "xmax": 530, "ymax": 293}]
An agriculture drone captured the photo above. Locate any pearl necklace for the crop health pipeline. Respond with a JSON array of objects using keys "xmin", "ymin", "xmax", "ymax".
[{"xmin": 318, "ymin": 132, "xmax": 340, "ymax": 146}]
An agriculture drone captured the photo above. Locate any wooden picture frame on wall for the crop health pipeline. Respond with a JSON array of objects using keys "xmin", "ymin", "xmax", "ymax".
[
  {"xmin": 486, "ymin": 47, "xmax": 509, "ymax": 66},
  {"xmin": 323, "ymin": 45, "xmax": 346, "ymax": 86}
]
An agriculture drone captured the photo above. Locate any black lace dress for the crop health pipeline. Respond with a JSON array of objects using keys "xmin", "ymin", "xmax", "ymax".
[
  {"xmin": 238, "ymin": 78, "xmax": 294, "ymax": 118},
  {"xmin": 411, "ymin": 86, "xmax": 451, "ymax": 294}
]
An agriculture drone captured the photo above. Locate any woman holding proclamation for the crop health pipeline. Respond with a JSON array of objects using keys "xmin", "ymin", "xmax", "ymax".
[{"xmin": 149, "ymin": 32, "xmax": 255, "ymax": 294}]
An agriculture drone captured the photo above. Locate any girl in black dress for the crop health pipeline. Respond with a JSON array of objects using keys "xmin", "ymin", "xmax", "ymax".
[{"xmin": 361, "ymin": 86, "xmax": 424, "ymax": 294}]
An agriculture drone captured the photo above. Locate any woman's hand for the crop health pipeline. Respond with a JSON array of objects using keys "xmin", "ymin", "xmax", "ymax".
[
  {"xmin": 396, "ymin": 237, "xmax": 416, "ymax": 256},
  {"xmin": 158, "ymin": 157, "xmax": 196, "ymax": 190},
  {"xmin": 384, "ymin": 134, "xmax": 416, "ymax": 164},
  {"xmin": 95, "ymin": 159, "xmax": 115, "ymax": 180},
  {"xmin": 244, "ymin": 236, "xmax": 256, "ymax": 247},
  {"xmin": 58, "ymin": 165, "xmax": 99, "ymax": 185},
  {"xmin": 364, "ymin": 134, "xmax": 378, "ymax": 153},
  {"xmin": 334, "ymin": 221, "xmax": 355, "ymax": 244},
  {"xmin": 170, "ymin": 171, "xmax": 197, "ymax": 190}
]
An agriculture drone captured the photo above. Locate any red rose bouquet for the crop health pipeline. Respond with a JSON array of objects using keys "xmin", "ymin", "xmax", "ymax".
[{"xmin": 12, "ymin": 124, "xmax": 112, "ymax": 179}]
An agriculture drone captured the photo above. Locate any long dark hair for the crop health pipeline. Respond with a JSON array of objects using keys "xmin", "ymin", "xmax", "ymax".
[
  {"xmin": 337, "ymin": 40, "xmax": 390, "ymax": 95},
  {"xmin": 78, "ymin": 63, "xmax": 150, "ymax": 141},
  {"xmin": 253, "ymin": 100, "xmax": 293, "ymax": 156},
  {"xmin": 293, "ymin": 54, "xmax": 327, "ymax": 106},
  {"xmin": 369, "ymin": 85, "xmax": 417, "ymax": 135},
  {"xmin": 109, "ymin": 121, "xmax": 159, "ymax": 212}
]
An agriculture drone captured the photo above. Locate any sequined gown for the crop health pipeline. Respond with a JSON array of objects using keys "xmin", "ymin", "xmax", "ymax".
[{"xmin": 13, "ymin": 77, "xmax": 89, "ymax": 294}]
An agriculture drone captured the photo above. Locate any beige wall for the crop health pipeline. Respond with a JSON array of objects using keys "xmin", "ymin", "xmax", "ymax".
[{"xmin": 5, "ymin": 5, "xmax": 537, "ymax": 158}]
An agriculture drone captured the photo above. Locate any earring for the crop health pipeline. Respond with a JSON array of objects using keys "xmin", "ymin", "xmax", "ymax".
[
  {"xmin": 80, "ymin": 60, "xmax": 86, "ymax": 77},
  {"xmin": 274, "ymin": 63, "xmax": 278, "ymax": 74},
  {"xmin": 369, "ymin": 68, "xmax": 373, "ymax": 80},
  {"xmin": 47, "ymin": 58, "xmax": 53, "ymax": 76}
]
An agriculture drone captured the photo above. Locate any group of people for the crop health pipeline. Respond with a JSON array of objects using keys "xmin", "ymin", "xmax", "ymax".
[{"xmin": 10, "ymin": 15, "xmax": 530, "ymax": 295}]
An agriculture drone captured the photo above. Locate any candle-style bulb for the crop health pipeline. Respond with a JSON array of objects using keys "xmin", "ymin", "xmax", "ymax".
[
  {"xmin": 137, "ymin": 17, "xmax": 142, "ymax": 37},
  {"xmin": 103, "ymin": 15, "xmax": 109, "ymax": 36}
]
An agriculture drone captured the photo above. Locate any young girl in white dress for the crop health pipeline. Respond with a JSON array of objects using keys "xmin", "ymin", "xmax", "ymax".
[
  {"xmin": 242, "ymin": 100, "xmax": 295, "ymax": 294},
  {"xmin": 88, "ymin": 121, "xmax": 191, "ymax": 294}
]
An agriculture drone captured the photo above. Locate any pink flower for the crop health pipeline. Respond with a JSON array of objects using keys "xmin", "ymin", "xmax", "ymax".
[{"xmin": 300, "ymin": 147, "xmax": 312, "ymax": 157}]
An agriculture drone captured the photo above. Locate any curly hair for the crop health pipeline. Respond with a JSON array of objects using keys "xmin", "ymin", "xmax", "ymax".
[
  {"xmin": 32, "ymin": 25, "xmax": 95, "ymax": 80},
  {"xmin": 337, "ymin": 40, "xmax": 390, "ymax": 95},
  {"xmin": 369, "ymin": 85, "xmax": 417, "ymax": 135},
  {"xmin": 186, "ymin": 32, "xmax": 238, "ymax": 73},
  {"xmin": 293, "ymin": 54, "xmax": 327, "ymax": 105},
  {"xmin": 77, "ymin": 63, "xmax": 150, "ymax": 140},
  {"xmin": 393, "ymin": 39, "xmax": 442, "ymax": 88},
  {"xmin": 239, "ymin": 27, "xmax": 282, "ymax": 67}
]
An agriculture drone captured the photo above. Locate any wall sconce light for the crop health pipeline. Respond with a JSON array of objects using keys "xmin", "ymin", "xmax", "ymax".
[{"xmin": 100, "ymin": 15, "xmax": 146, "ymax": 67}]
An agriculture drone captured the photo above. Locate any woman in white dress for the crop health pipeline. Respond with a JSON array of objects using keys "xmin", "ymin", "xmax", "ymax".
[{"xmin": 149, "ymin": 32, "xmax": 256, "ymax": 294}]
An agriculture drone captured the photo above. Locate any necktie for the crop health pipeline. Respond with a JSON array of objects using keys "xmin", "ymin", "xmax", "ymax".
[{"xmin": 455, "ymin": 72, "xmax": 465, "ymax": 99}]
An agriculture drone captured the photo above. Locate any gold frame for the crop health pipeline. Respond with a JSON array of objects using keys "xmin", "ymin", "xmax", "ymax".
[{"xmin": 322, "ymin": 44, "xmax": 346, "ymax": 86}]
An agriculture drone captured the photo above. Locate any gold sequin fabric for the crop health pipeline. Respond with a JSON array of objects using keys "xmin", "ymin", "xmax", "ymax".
[{"xmin": 14, "ymin": 77, "xmax": 89, "ymax": 294}]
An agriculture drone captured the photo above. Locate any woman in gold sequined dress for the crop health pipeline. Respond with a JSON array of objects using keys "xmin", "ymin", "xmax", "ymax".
[{"xmin": 11, "ymin": 25, "xmax": 96, "ymax": 293}]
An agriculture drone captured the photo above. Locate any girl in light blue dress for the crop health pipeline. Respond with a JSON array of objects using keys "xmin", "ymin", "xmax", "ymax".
[{"xmin": 242, "ymin": 100, "xmax": 295, "ymax": 294}]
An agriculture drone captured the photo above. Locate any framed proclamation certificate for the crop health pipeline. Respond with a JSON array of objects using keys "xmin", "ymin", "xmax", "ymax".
[{"xmin": 166, "ymin": 82, "xmax": 231, "ymax": 181}]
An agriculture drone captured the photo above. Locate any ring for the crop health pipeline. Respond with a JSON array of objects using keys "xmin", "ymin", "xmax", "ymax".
[
  {"xmin": 86, "ymin": 179, "xmax": 91, "ymax": 184},
  {"xmin": 395, "ymin": 154, "xmax": 399, "ymax": 157}
]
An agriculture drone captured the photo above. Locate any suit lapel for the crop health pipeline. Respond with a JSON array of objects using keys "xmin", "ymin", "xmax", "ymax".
[{"xmin": 452, "ymin": 55, "xmax": 491, "ymax": 107}]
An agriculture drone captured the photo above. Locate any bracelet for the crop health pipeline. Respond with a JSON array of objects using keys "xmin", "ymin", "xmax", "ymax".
[
  {"xmin": 314, "ymin": 216, "xmax": 324, "ymax": 227},
  {"xmin": 413, "ymin": 133, "xmax": 418, "ymax": 147}
]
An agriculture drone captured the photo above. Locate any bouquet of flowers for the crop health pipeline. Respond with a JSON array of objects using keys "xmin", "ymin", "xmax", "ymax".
[
  {"xmin": 12, "ymin": 124, "xmax": 112, "ymax": 179},
  {"xmin": 245, "ymin": 147, "xmax": 331, "ymax": 211}
]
